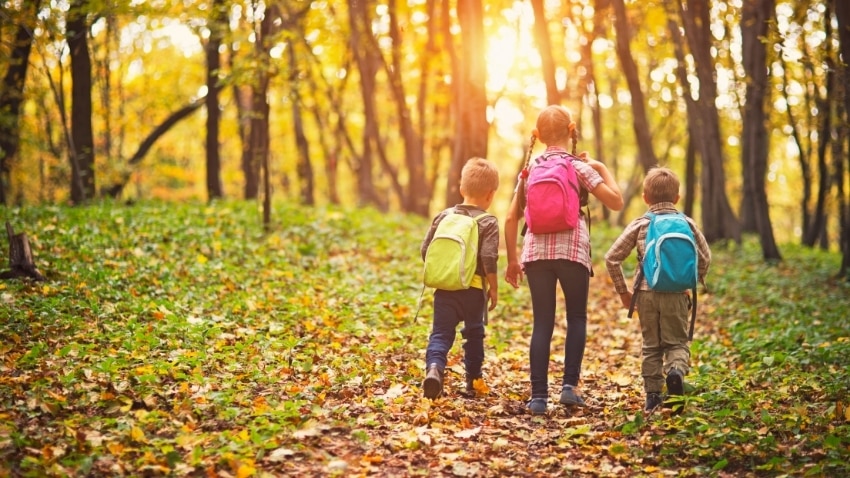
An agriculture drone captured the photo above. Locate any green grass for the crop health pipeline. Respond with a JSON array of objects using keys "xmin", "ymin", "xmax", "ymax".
[{"xmin": 0, "ymin": 200, "xmax": 848, "ymax": 477}]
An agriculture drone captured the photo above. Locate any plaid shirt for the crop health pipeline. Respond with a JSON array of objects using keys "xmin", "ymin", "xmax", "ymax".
[
  {"xmin": 519, "ymin": 147, "xmax": 604, "ymax": 272},
  {"xmin": 604, "ymin": 202, "xmax": 712, "ymax": 294}
]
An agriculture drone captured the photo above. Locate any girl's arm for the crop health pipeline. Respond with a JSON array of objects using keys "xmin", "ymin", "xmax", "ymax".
[
  {"xmin": 504, "ymin": 192, "xmax": 524, "ymax": 289},
  {"xmin": 585, "ymin": 159, "xmax": 624, "ymax": 211}
]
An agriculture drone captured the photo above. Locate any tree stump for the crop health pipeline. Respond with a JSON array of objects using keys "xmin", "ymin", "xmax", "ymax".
[{"xmin": 0, "ymin": 221, "xmax": 46, "ymax": 281}]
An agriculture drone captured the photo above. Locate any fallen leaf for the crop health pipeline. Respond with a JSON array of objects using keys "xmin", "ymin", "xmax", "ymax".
[
  {"xmin": 454, "ymin": 426, "xmax": 481, "ymax": 439},
  {"xmin": 130, "ymin": 426, "xmax": 146, "ymax": 443},
  {"xmin": 380, "ymin": 383, "xmax": 406, "ymax": 400}
]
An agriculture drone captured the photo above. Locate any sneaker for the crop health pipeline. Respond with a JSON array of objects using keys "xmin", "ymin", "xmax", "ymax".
[
  {"xmin": 527, "ymin": 398, "xmax": 547, "ymax": 416},
  {"xmin": 666, "ymin": 368, "xmax": 684, "ymax": 396},
  {"xmin": 558, "ymin": 385, "xmax": 586, "ymax": 407},
  {"xmin": 422, "ymin": 364, "xmax": 443, "ymax": 399},
  {"xmin": 645, "ymin": 392, "xmax": 663, "ymax": 411}
]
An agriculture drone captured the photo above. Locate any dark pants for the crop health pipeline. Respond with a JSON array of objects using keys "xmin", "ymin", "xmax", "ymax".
[
  {"xmin": 525, "ymin": 259, "xmax": 589, "ymax": 398},
  {"xmin": 425, "ymin": 288, "xmax": 486, "ymax": 379}
]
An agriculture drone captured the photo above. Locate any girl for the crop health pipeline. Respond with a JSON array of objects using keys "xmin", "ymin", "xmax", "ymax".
[{"xmin": 504, "ymin": 105, "xmax": 624, "ymax": 415}]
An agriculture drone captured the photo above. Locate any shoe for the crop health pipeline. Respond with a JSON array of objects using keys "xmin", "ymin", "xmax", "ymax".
[
  {"xmin": 527, "ymin": 398, "xmax": 547, "ymax": 416},
  {"xmin": 666, "ymin": 368, "xmax": 684, "ymax": 396},
  {"xmin": 558, "ymin": 385, "xmax": 586, "ymax": 407},
  {"xmin": 462, "ymin": 376, "xmax": 483, "ymax": 397},
  {"xmin": 423, "ymin": 364, "xmax": 443, "ymax": 399},
  {"xmin": 645, "ymin": 392, "xmax": 663, "ymax": 411}
]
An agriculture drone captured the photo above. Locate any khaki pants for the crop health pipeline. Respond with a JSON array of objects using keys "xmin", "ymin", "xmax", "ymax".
[{"xmin": 637, "ymin": 291, "xmax": 691, "ymax": 393}]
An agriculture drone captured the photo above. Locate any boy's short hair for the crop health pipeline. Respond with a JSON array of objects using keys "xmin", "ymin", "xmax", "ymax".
[
  {"xmin": 643, "ymin": 167, "xmax": 680, "ymax": 204},
  {"xmin": 460, "ymin": 157, "xmax": 499, "ymax": 197}
]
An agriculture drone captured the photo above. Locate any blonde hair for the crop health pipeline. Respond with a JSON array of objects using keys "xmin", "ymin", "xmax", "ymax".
[
  {"xmin": 514, "ymin": 105, "xmax": 579, "ymax": 215},
  {"xmin": 643, "ymin": 167, "xmax": 680, "ymax": 204},
  {"xmin": 460, "ymin": 157, "xmax": 499, "ymax": 198}
]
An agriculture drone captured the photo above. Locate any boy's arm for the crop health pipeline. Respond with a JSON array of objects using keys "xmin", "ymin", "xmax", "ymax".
[
  {"xmin": 420, "ymin": 212, "xmax": 443, "ymax": 260},
  {"xmin": 692, "ymin": 223, "xmax": 712, "ymax": 286},
  {"xmin": 604, "ymin": 220, "xmax": 641, "ymax": 296},
  {"xmin": 480, "ymin": 218, "xmax": 500, "ymax": 311},
  {"xmin": 485, "ymin": 272, "xmax": 498, "ymax": 311},
  {"xmin": 479, "ymin": 216, "xmax": 500, "ymax": 278}
]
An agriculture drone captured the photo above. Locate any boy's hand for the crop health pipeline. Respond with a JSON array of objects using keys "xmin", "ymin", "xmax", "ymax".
[
  {"xmin": 619, "ymin": 291, "xmax": 633, "ymax": 310},
  {"xmin": 487, "ymin": 288, "xmax": 498, "ymax": 311},
  {"xmin": 505, "ymin": 261, "xmax": 524, "ymax": 289}
]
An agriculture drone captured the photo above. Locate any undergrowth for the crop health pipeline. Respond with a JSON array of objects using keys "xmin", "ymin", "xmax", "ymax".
[{"xmin": 0, "ymin": 200, "xmax": 847, "ymax": 477}]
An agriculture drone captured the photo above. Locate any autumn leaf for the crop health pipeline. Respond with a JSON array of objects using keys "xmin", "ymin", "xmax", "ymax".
[
  {"xmin": 454, "ymin": 426, "xmax": 481, "ymax": 439},
  {"xmin": 130, "ymin": 426, "xmax": 146, "ymax": 443}
]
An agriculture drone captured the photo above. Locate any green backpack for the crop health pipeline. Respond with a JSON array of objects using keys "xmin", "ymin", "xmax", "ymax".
[{"xmin": 423, "ymin": 209, "xmax": 489, "ymax": 291}]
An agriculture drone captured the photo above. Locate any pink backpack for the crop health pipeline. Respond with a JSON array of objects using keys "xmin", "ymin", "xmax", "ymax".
[{"xmin": 524, "ymin": 153, "xmax": 582, "ymax": 234}]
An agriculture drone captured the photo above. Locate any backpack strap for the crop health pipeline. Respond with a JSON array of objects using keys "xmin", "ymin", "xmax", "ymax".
[{"xmin": 688, "ymin": 287, "xmax": 697, "ymax": 341}]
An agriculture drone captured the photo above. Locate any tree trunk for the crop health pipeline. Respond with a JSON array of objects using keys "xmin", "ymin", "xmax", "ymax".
[
  {"xmin": 446, "ymin": 0, "xmax": 488, "ymax": 207},
  {"xmin": 289, "ymin": 39, "xmax": 315, "ymax": 206},
  {"xmin": 611, "ymin": 0, "xmax": 660, "ymax": 173},
  {"xmin": 582, "ymin": 1, "xmax": 606, "ymax": 169},
  {"xmin": 257, "ymin": 9, "xmax": 277, "ymax": 227},
  {"xmin": 530, "ymin": 0, "xmax": 560, "ymax": 106},
  {"xmin": 387, "ymin": 0, "xmax": 430, "ymax": 216},
  {"xmin": 0, "ymin": 0, "xmax": 41, "ymax": 206},
  {"xmin": 302, "ymin": 46, "xmax": 354, "ymax": 206},
  {"xmin": 676, "ymin": 0, "xmax": 741, "ymax": 244},
  {"xmin": 347, "ymin": 0, "xmax": 385, "ymax": 210},
  {"xmin": 740, "ymin": 0, "xmax": 781, "ymax": 260},
  {"xmin": 242, "ymin": 3, "xmax": 275, "ymax": 202},
  {"xmin": 0, "ymin": 222, "xmax": 46, "ymax": 282},
  {"xmin": 778, "ymin": 49, "xmax": 813, "ymax": 245},
  {"xmin": 683, "ymin": 134, "xmax": 697, "ymax": 218},
  {"xmin": 416, "ymin": 0, "xmax": 440, "ymax": 213},
  {"xmin": 67, "ymin": 0, "xmax": 96, "ymax": 204},
  {"xmin": 205, "ymin": 0, "xmax": 227, "ymax": 200},
  {"xmin": 435, "ymin": 0, "xmax": 458, "ymax": 203},
  {"xmin": 803, "ymin": 6, "xmax": 834, "ymax": 249},
  {"xmin": 244, "ymin": 89, "xmax": 264, "ymax": 202},
  {"xmin": 97, "ymin": 14, "xmax": 118, "ymax": 184},
  {"xmin": 834, "ymin": 0, "xmax": 850, "ymax": 279}
]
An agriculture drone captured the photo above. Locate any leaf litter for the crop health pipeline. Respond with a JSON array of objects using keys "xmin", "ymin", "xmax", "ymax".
[{"xmin": 0, "ymin": 202, "xmax": 847, "ymax": 476}]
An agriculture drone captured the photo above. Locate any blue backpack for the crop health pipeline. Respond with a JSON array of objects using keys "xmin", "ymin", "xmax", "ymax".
[
  {"xmin": 628, "ymin": 212, "xmax": 699, "ymax": 339},
  {"xmin": 642, "ymin": 212, "xmax": 697, "ymax": 291}
]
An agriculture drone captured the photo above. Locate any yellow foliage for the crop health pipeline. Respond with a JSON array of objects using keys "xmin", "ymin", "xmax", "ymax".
[{"xmin": 130, "ymin": 426, "xmax": 146, "ymax": 443}]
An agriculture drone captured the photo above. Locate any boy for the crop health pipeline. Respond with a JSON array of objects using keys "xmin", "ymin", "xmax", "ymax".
[
  {"xmin": 604, "ymin": 167, "xmax": 711, "ymax": 411},
  {"xmin": 420, "ymin": 157, "xmax": 500, "ymax": 398}
]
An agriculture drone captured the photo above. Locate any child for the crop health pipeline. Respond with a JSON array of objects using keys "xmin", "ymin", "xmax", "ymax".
[
  {"xmin": 420, "ymin": 157, "xmax": 500, "ymax": 398},
  {"xmin": 504, "ymin": 105, "xmax": 623, "ymax": 415},
  {"xmin": 604, "ymin": 167, "xmax": 711, "ymax": 411}
]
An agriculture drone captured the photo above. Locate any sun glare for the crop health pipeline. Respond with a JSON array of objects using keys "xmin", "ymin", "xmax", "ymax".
[
  {"xmin": 486, "ymin": 3, "xmax": 538, "ymax": 92},
  {"xmin": 486, "ymin": 2, "xmax": 546, "ymax": 137}
]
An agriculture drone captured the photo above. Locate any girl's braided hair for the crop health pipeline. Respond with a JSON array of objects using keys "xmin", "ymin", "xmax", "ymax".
[{"xmin": 514, "ymin": 106, "xmax": 581, "ymax": 217}]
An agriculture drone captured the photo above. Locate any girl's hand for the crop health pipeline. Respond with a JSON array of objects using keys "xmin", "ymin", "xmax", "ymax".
[{"xmin": 505, "ymin": 261, "xmax": 524, "ymax": 289}]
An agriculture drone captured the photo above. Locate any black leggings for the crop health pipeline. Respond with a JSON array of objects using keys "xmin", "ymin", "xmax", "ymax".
[{"xmin": 525, "ymin": 259, "xmax": 590, "ymax": 398}]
